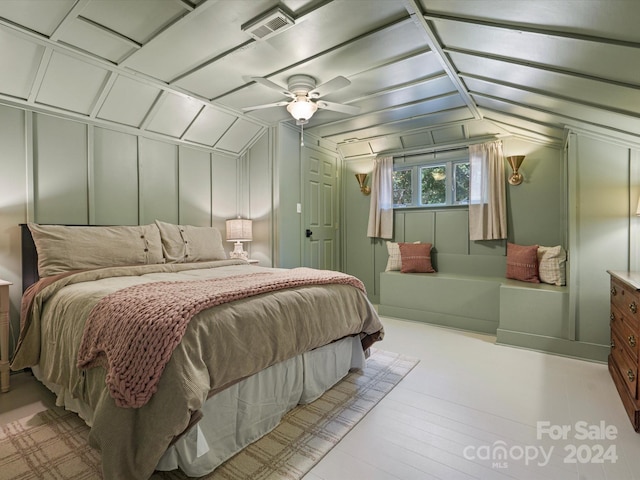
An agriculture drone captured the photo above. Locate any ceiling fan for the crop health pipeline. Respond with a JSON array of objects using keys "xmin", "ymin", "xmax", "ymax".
[{"xmin": 242, "ymin": 74, "xmax": 360, "ymax": 125}]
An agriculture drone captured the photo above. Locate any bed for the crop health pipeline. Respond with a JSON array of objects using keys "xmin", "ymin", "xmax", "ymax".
[{"xmin": 11, "ymin": 222, "xmax": 384, "ymax": 479}]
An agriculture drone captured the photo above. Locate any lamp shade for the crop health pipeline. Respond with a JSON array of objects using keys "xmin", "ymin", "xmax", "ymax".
[
  {"xmin": 286, "ymin": 96, "xmax": 318, "ymax": 122},
  {"xmin": 226, "ymin": 218, "xmax": 252, "ymax": 242}
]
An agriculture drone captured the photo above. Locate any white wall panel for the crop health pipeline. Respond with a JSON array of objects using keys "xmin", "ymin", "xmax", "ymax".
[
  {"xmin": 248, "ymin": 133, "xmax": 272, "ymax": 266},
  {"xmin": 178, "ymin": 147, "xmax": 211, "ymax": 226},
  {"xmin": 93, "ymin": 127, "xmax": 138, "ymax": 225},
  {"xmin": 33, "ymin": 113, "xmax": 88, "ymax": 224},
  {"xmin": 139, "ymin": 138, "xmax": 178, "ymax": 224},
  {"xmin": 211, "ymin": 153, "xmax": 237, "ymax": 239},
  {"xmin": 569, "ymin": 133, "xmax": 630, "ymax": 345},
  {"xmin": 0, "ymin": 105, "xmax": 27, "ymax": 354}
]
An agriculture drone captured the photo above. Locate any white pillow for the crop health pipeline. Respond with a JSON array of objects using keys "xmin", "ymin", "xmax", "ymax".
[
  {"xmin": 537, "ymin": 245, "xmax": 567, "ymax": 286},
  {"xmin": 385, "ymin": 241, "xmax": 420, "ymax": 272}
]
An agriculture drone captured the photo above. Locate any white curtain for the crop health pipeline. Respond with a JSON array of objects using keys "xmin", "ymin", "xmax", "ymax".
[
  {"xmin": 468, "ymin": 140, "xmax": 507, "ymax": 240},
  {"xmin": 367, "ymin": 156, "xmax": 393, "ymax": 239}
]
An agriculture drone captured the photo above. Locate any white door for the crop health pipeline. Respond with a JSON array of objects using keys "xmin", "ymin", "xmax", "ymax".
[{"xmin": 303, "ymin": 147, "xmax": 338, "ymax": 270}]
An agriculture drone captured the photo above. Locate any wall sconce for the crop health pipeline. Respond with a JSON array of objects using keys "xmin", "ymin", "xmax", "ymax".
[
  {"xmin": 355, "ymin": 173, "xmax": 371, "ymax": 195},
  {"xmin": 506, "ymin": 155, "xmax": 526, "ymax": 186},
  {"xmin": 226, "ymin": 217, "xmax": 252, "ymax": 260}
]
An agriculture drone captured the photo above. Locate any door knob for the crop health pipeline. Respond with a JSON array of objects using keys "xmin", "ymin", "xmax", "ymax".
[{"xmin": 305, "ymin": 229, "xmax": 313, "ymax": 238}]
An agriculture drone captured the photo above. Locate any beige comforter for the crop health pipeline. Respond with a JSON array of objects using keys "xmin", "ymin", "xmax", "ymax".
[{"xmin": 11, "ymin": 261, "xmax": 384, "ymax": 479}]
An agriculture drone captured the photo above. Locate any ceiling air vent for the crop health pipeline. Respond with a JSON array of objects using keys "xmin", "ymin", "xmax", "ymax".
[{"xmin": 241, "ymin": 7, "xmax": 294, "ymax": 41}]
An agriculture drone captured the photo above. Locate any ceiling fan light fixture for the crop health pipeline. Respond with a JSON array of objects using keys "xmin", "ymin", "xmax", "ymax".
[{"xmin": 286, "ymin": 96, "xmax": 318, "ymax": 123}]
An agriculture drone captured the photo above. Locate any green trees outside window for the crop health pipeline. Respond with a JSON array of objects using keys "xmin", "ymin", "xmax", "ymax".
[{"xmin": 393, "ymin": 160, "xmax": 469, "ymax": 207}]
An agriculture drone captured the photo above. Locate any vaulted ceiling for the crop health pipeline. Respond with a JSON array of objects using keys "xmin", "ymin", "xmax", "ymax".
[{"xmin": 0, "ymin": 0, "xmax": 637, "ymax": 159}]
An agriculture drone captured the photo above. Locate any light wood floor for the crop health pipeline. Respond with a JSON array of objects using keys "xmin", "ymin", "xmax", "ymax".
[{"xmin": 2, "ymin": 317, "xmax": 639, "ymax": 480}]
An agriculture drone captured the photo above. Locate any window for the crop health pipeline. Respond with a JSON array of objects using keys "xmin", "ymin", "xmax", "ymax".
[{"xmin": 393, "ymin": 158, "xmax": 469, "ymax": 208}]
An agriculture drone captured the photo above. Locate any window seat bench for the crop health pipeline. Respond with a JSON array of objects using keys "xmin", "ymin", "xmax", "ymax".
[{"xmin": 378, "ymin": 271, "xmax": 569, "ymax": 336}]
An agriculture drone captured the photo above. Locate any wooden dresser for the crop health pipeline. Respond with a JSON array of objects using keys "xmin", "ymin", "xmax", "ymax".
[{"xmin": 608, "ymin": 271, "xmax": 640, "ymax": 431}]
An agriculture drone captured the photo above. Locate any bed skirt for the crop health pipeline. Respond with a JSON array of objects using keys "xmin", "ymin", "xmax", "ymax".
[{"xmin": 33, "ymin": 335, "xmax": 365, "ymax": 477}]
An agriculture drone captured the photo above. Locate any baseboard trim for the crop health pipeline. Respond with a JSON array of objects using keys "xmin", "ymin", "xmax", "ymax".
[
  {"xmin": 378, "ymin": 305, "xmax": 498, "ymax": 334},
  {"xmin": 496, "ymin": 328, "xmax": 609, "ymax": 363}
]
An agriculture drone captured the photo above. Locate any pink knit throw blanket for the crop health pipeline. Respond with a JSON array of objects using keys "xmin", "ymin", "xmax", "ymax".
[{"xmin": 77, "ymin": 268, "xmax": 366, "ymax": 408}]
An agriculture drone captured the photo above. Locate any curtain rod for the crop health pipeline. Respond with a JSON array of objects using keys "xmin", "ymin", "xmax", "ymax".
[{"xmin": 379, "ymin": 135, "xmax": 500, "ymax": 159}]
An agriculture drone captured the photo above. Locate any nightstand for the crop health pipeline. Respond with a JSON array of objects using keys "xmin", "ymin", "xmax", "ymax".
[{"xmin": 0, "ymin": 279, "xmax": 11, "ymax": 393}]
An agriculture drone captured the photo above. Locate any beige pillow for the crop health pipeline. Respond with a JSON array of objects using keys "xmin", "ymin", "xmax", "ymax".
[
  {"xmin": 29, "ymin": 223, "xmax": 164, "ymax": 277},
  {"xmin": 385, "ymin": 241, "xmax": 420, "ymax": 271},
  {"xmin": 537, "ymin": 245, "xmax": 567, "ymax": 286},
  {"xmin": 155, "ymin": 220, "xmax": 227, "ymax": 263}
]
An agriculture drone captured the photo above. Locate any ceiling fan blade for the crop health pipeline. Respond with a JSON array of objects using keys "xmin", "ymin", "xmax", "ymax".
[
  {"xmin": 242, "ymin": 101, "xmax": 290, "ymax": 112},
  {"xmin": 316, "ymin": 100, "xmax": 360, "ymax": 115},
  {"xmin": 308, "ymin": 76, "xmax": 351, "ymax": 98},
  {"xmin": 245, "ymin": 76, "xmax": 294, "ymax": 98}
]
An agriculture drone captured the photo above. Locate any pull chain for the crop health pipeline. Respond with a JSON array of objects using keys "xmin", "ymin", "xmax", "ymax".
[{"xmin": 300, "ymin": 122, "xmax": 304, "ymax": 146}]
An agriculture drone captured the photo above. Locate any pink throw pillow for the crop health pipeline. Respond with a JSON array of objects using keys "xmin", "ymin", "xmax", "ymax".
[
  {"xmin": 399, "ymin": 243, "xmax": 436, "ymax": 273},
  {"xmin": 506, "ymin": 243, "xmax": 540, "ymax": 283}
]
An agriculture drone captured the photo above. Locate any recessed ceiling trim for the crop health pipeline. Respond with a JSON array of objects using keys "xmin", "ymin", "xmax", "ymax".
[
  {"xmin": 309, "ymin": 91, "xmax": 462, "ymax": 131},
  {"xmin": 446, "ymin": 46, "xmax": 640, "ymax": 92},
  {"xmin": 486, "ymin": 119, "xmax": 562, "ymax": 146},
  {"xmin": 139, "ymin": 90, "xmax": 168, "ymax": 130},
  {"xmin": 49, "ymin": 0, "xmax": 90, "ymax": 42},
  {"xmin": 0, "ymin": 91, "xmax": 238, "ymax": 157},
  {"xmin": 482, "ymin": 112, "xmax": 563, "ymax": 141},
  {"xmin": 472, "ymin": 91, "xmax": 640, "ymax": 139},
  {"xmin": 118, "ymin": 0, "xmax": 222, "ymax": 67},
  {"xmin": 179, "ymin": 104, "xmax": 206, "ymax": 140},
  {"xmin": 322, "ymin": 106, "xmax": 474, "ymax": 141},
  {"xmin": 459, "ymin": 72, "xmax": 640, "ymax": 118},
  {"xmin": 425, "ymin": 11, "xmax": 640, "ymax": 50},
  {"xmin": 27, "ymin": 47, "xmax": 53, "ymax": 103},
  {"xmin": 173, "ymin": 0, "xmax": 196, "ymax": 12},
  {"xmin": 345, "ymin": 72, "xmax": 450, "ymax": 104},
  {"xmin": 336, "ymin": 117, "xmax": 477, "ymax": 146},
  {"xmin": 0, "ymin": 18, "xmax": 268, "ymax": 128},
  {"xmin": 480, "ymin": 106, "xmax": 565, "ymax": 132},
  {"xmin": 76, "ymin": 15, "xmax": 142, "ymax": 50},
  {"xmin": 400, "ymin": 0, "xmax": 481, "ymax": 119},
  {"xmin": 89, "ymin": 71, "xmax": 118, "ymax": 118}
]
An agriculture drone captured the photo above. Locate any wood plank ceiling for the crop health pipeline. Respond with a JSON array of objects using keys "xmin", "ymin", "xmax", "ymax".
[{"xmin": 0, "ymin": 0, "xmax": 637, "ymax": 159}]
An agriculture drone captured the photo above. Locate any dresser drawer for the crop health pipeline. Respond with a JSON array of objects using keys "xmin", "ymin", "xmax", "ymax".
[
  {"xmin": 609, "ymin": 358, "xmax": 640, "ymax": 432},
  {"xmin": 611, "ymin": 328, "xmax": 638, "ymax": 400},
  {"xmin": 611, "ymin": 304, "xmax": 639, "ymax": 361},
  {"xmin": 611, "ymin": 278, "xmax": 640, "ymax": 331}
]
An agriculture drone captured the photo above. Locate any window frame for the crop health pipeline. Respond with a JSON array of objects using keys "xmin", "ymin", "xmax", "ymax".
[{"xmin": 392, "ymin": 156, "xmax": 470, "ymax": 209}]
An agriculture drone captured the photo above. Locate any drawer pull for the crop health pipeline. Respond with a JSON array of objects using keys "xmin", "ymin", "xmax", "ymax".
[
  {"xmin": 610, "ymin": 313, "xmax": 615, "ymax": 323},
  {"xmin": 629, "ymin": 335, "xmax": 637, "ymax": 348},
  {"xmin": 630, "ymin": 301, "xmax": 637, "ymax": 314},
  {"xmin": 611, "ymin": 339, "xmax": 616, "ymax": 349},
  {"xmin": 611, "ymin": 285, "xmax": 618, "ymax": 296},
  {"xmin": 627, "ymin": 369, "xmax": 636, "ymax": 383}
]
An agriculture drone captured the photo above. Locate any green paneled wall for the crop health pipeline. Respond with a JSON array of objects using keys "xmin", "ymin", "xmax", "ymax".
[
  {"xmin": 34, "ymin": 114, "xmax": 88, "ymax": 224},
  {"xmin": 93, "ymin": 128, "xmax": 138, "ymax": 225},
  {"xmin": 0, "ymin": 105, "xmax": 242, "ymax": 358},
  {"xmin": 179, "ymin": 148, "xmax": 212, "ymax": 227},
  {"xmin": 342, "ymin": 138, "xmax": 565, "ymax": 306}
]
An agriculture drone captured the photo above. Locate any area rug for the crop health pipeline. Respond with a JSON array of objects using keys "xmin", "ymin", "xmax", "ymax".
[{"xmin": 0, "ymin": 349, "xmax": 418, "ymax": 480}]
